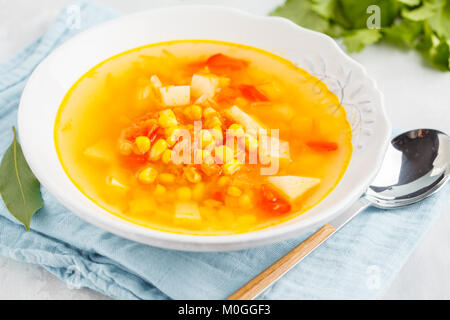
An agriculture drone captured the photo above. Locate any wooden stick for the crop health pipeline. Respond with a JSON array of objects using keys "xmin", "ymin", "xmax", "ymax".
[{"xmin": 226, "ymin": 224, "xmax": 336, "ymax": 300}]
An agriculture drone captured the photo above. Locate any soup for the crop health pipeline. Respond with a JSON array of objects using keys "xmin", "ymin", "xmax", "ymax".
[{"xmin": 55, "ymin": 40, "xmax": 352, "ymax": 235}]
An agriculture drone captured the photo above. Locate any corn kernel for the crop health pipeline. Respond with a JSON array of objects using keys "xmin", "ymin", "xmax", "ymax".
[
  {"xmin": 166, "ymin": 135, "xmax": 178, "ymax": 147},
  {"xmin": 154, "ymin": 184, "xmax": 166, "ymax": 196},
  {"xmin": 159, "ymin": 109, "xmax": 177, "ymax": 128},
  {"xmin": 192, "ymin": 183, "xmax": 205, "ymax": 200},
  {"xmin": 206, "ymin": 116, "xmax": 222, "ymax": 129},
  {"xmin": 223, "ymin": 160, "xmax": 241, "ymax": 175},
  {"xmin": 176, "ymin": 186, "xmax": 192, "ymax": 201},
  {"xmin": 135, "ymin": 136, "xmax": 151, "ymax": 154},
  {"xmin": 217, "ymin": 176, "xmax": 232, "ymax": 187},
  {"xmin": 149, "ymin": 139, "xmax": 168, "ymax": 161},
  {"xmin": 159, "ymin": 114, "xmax": 178, "ymax": 128},
  {"xmin": 159, "ymin": 173, "xmax": 175, "ymax": 184},
  {"xmin": 227, "ymin": 186, "xmax": 242, "ymax": 197},
  {"xmin": 161, "ymin": 149, "xmax": 172, "ymax": 164},
  {"xmin": 138, "ymin": 167, "xmax": 158, "ymax": 184},
  {"xmin": 184, "ymin": 167, "xmax": 202, "ymax": 183},
  {"xmin": 200, "ymin": 130, "xmax": 214, "ymax": 147},
  {"xmin": 184, "ymin": 105, "xmax": 202, "ymax": 120},
  {"xmin": 215, "ymin": 145, "xmax": 234, "ymax": 164},
  {"xmin": 118, "ymin": 140, "xmax": 133, "ymax": 156},
  {"xmin": 228, "ymin": 124, "xmax": 245, "ymax": 137},
  {"xmin": 160, "ymin": 109, "xmax": 176, "ymax": 118},
  {"xmin": 238, "ymin": 194, "xmax": 253, "ymax": 208},
  {"xmin": 165, "ymin": 126, "xmax": 179, "ymax": 137},
  {"xmin": 203, "ymin": 107, "xmax": 218, "ymax": 118},
  {"xmin": 191, "ymin": 105, "xmax": 203, "ymax": 119}
]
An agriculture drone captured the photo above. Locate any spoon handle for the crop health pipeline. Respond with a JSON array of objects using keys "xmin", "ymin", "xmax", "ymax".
[{"xmin": 226, "ymin": 197, "xmax": 371, "ymax": 300}]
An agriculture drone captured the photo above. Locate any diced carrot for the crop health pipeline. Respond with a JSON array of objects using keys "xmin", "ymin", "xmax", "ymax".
[
  {"xmin": 206, "ymin": 54, "xmax": 248, "ymax": 71},
  {"xmin": 212, "ymin": 191, "xmax": 225, "ymax": 202},
  {"xmin": 260, "ymin": 184, "xmax": 291, "ymax": 215},
  {"xmin": 238, "ymin": 84, "xmax": 269, "ymax": 102},
  {"xmin": 200, "ymin": 162, "xmax": 222, "ymax": 177},
  {"xmin": 306, "ymin": 141, "xmax": 338, "ymax": 152}
]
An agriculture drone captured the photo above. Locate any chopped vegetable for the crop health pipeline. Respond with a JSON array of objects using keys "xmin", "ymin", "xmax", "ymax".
[
  {"xmin": 259, "ymin": 137, "xmax": 291, "ymax": 161},
  {"xmin": 106, "ymin": 176, "xmax": 129, "ymax": 193},
  {"xmin": 191, "ymin": 74, "xmax": 219, "ymax": 98},
  {"xmin": 138, "ymin": 167, "xmax": 158, "ymax": 184},
  {"xmin": 83, "ymin": 141, "xmax": 115, "ymax": 163},
  {"xmin": 239, "ymin": 84, "xmax": 269, "ymax": 102},
  {"xmin": 266, "ymin": 176, "xmax": 320, "ymax": 203},
  {"xmin": 307, "ymin": 141, "xmax": 338, "ymax": 152},
  {"xmin": 160, "ymin": 85, "xmax": 190, "ymax": 106},
  {"xmin": 206, "ymin": 53, "xmax": 248, "ymax": 71},
  {"xmin": 260, "ymin": 184, "xmax": 291, "ymax": 214},
  {"xmin": 224, "ymin": 105, "xmax": 265, "ymax": 132},
  {"xmin": 175, "ymin": 201, "xmax": 201, "ymax": 222},
  {"xmin": 150, "ymin": 75, "xmax": 162, "ymax": 88}
]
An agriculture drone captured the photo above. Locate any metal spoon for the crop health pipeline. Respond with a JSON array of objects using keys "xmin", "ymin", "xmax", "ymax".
[{"xmin": 228, "ymin": 129, "xmax": 450, "ymax": 300}]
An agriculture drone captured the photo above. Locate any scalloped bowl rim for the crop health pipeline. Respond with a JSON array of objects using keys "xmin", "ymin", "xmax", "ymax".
[{"xmin": 18, "ymin": 5, "xmax": 391, "ymax": 251}]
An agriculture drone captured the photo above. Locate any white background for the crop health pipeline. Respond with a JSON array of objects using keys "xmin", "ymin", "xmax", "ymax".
[{"xmin": 0, "ymin": 0, "xmax": 449, "ymax": 299}]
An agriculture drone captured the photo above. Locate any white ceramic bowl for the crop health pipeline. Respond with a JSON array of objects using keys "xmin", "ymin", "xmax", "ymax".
[{"xmin": 18, "ymin": 6, "xmax": 391, "ymax": 251}]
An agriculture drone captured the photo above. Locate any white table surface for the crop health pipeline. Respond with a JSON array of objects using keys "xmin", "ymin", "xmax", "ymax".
[{"xmin": 0, "ymin": 0, "xmax": 449, "ymax": 300}]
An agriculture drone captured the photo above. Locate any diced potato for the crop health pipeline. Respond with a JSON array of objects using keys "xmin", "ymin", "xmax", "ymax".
[
  {"xmin": 260, "ymin": 137, "xmax": 290, "ymax": 161},
  {"xmin": 175, "ymin": 201, "xmax": 201, "ymax": 223},
  {"xmin": 190, "ymin": 74, "xmax": 219, "ymax": 98},
  {"xmin": 267, "ymin": 176, "xmax": 321, "ymax": 203},
  {"xmin": 138, "ymin": 85, "xmax": 152, "ymax": 101},
  {"xmin": 224, "ymin": 106, "xmax": 265, "ymax": 132},
  {"xmin": 105, "ymin": 176, "xmax": 129, "ymax": 194},
  {"xmin": 150, "ymin": 75, "xmax": 162, "ymax": 88},
  {"xmin": 83, "ymin": 140, "xmax": 115, "ymax": 163},
  {"xmin": 160, "ymin": 85, "xmax": 190, "ymax": 106},
  {"xmin": 129, "ymin": 197, "xmax": 156, "ymax": 216},
  {"xmin": 273, "ymin": 104, "xmax": 294, "ymax": 119}
]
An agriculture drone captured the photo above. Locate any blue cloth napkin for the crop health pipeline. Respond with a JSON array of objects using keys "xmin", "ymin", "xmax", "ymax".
[{"xmin": 0, "ymin": 1, "xmax": 448, "ymax": 300}]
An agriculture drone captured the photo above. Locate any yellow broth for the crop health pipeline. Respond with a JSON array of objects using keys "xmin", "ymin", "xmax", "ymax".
[{"xmin": 55, "ymin": 40, "xmax": 352, "ymax": 235}]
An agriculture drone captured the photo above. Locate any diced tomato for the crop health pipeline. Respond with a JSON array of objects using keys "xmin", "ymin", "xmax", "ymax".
[
  {"xmin": 212, "ymin": 191, "xmax": 225, "ymax": 202},
  {"xmin": 122, "ymin": 117, "xmax": 159, "ymax": 142},
  {"xmin": 215, "ymin": 86, "xmax": 240, "ymax": 104},
  {"xmin": 260, "ymin": 184, "xmax": 291, "ymax": 214},
  {"xmin": 306, "ymin": 141, "xmax": 338, "ymax": 152},
  {"xmin": 238, "ymin": 84, "xmax": 268, "ymax": 102},
  {"xmin": 206, "ymin": 53, "xmax": 248, "ymax": 71},
  {"xmin": 122, "ymin": 153, "xmax": 148, "ymax": 167}
]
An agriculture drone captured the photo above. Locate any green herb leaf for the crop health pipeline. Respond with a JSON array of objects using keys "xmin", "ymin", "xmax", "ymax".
[
  {"xmin": 384, "ymin": 19, "xmax": 424, "ymax": 47},
  {"xmin": 343, "ymin": 29, "xmax": 383, "ymax": 52},
  {"xmin": 402, "ymin": 0, "xmax": 445, "ymax": 21},
  {"xmin": 397, "ymin": 0, "xmax": 421, "ymax": 6},
  {"xmin": 271, "ymin": 0, "xmax": 450, "ymax": 71},
  {"xmin": 0, "ymin": 127, "xmax": 43, "ymax": 231},
  {"xmin": 270, "ymin": 0, "xmax": 331, "ymax": 34}
]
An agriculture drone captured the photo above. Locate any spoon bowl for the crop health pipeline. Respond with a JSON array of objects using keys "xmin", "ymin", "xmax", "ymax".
[{"xmin": 366, "ymin": 129, "xmax": 450, "ymax": 208}]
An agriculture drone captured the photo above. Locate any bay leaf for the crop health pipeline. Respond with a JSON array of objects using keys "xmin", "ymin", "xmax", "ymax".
[{"xmin": 0, "ymin": 127, "xmax": 43, "ymax": 230}]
